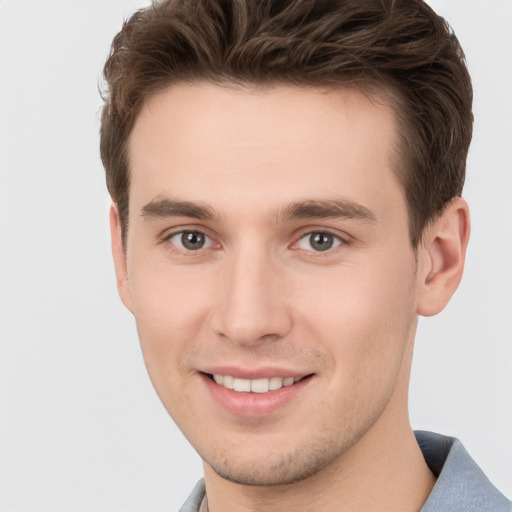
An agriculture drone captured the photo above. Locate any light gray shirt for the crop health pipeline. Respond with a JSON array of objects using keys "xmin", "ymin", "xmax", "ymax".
[{"xmin": 179, "ymin": 431, "xmax": 511, "ymax": 511}]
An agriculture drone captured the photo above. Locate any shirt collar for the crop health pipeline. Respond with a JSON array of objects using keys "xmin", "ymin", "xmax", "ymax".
[{"xmin": 416, "ymin": 430, "xmax": 511, "ymax": 512}]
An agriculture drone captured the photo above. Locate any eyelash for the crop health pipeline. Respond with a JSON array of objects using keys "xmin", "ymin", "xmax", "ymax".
[
  {"xmin": 163, "ymin": 229, "xmax": 218, "ymax": 254},
  {"xmin": 294, "ymin": 231, "xmax": 345, "ymax": 253},
  {"xmin": 162, "ymin": 228, "xmax": 348, "ymax": 256}
]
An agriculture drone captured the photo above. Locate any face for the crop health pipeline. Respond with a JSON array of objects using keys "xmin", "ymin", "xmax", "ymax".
[{"xmin": 115, "ymin": 83, "xmax": 421, "ymax": 485}]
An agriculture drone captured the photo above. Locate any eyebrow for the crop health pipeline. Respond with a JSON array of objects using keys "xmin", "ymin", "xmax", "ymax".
[
  {"xmin": 281, "ymin": 199, "xmax": 377, "ymax": 223},
  {"xmin": 141, "ymin": 198, "xmax": 218, "ymax": 220},
  {"xmin": 140, "ymin": 197, "xmax": 377, "ymax": 224}
]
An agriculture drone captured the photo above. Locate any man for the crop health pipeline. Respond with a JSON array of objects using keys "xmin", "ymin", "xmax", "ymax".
[{"xmin": 99, "ymin": 0, "xmax": 511, "ymax": 510}]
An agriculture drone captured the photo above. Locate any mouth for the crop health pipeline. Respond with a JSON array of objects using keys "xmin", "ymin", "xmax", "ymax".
[
  {"xmin": 202, "ymin": 370, "xmax": 314, "ymax": 417},
  {"xmin": 206, "ymin": 373, "xmax": 311, "ymax": 394}
]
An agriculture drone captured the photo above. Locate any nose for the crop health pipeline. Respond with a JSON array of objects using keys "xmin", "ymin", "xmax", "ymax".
[{"xmin": 211, "ymin": 247, "xmax": 294, "ymax": 347}]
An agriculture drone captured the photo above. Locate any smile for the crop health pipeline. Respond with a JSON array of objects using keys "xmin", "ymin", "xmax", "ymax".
[{"xmin": 211, "ymin": 374, "xmax": 306, "ymax": 393}]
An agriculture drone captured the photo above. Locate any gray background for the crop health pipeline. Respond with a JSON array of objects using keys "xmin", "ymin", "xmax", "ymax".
[{"xmin": 0, "ymin": 0, "xmax": 511, "ymax": 510}]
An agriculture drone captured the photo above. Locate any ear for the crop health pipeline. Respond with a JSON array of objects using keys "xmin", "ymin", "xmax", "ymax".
[
  {"xmin": 109, "ymin": 204, "xmax": 133, "ymax": 312},
  {"xmin": 416, "ymin": 198, "xmax": 470, "ymax": 317}
]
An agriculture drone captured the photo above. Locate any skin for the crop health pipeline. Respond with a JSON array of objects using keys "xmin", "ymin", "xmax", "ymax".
[{"xmin": 111, "ymin": 83, "xmax": 470, "ymax": 512}]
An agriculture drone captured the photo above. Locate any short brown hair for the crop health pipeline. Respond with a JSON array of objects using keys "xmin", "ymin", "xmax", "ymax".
[{"xmin": 100, "ymin": 0, "xmax": 473, "ymax": 248}]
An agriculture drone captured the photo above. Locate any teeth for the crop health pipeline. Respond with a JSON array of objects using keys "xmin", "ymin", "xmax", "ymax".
[
  {"xmin": 251, "ymin": 378, "xmax": 269, "ymax": 393},
  {"xmin": 269, "ymin": 376, "xmax": 284, "ymax": 391},
  {"xmin": 212, "ymin": 374, "xmax": 304, "ymax": 393},
  {"xmin": 233, "ymin": 378, "xmax": 251, "ymax": 392},
  {"xmin": 223, "ymin": 375, "xmax": 234, "ymax": 390}
]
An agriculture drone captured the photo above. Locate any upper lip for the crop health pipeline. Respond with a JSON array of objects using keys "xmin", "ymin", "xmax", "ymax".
[{"xmin": 200, "ymin": 366, "xmax": 311, "ymax": 380}]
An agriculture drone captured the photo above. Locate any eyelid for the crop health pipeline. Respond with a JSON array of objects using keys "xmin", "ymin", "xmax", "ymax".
[
  {"xmin": 171, "ymin": 231, "xmax": 214, "ymax": 248},
  {"xmin": 291, "ymin": 228, "xmax": 350, "ymax": 252},
  {"xmin": 293, "ymin": 226, "xmax": 350, "ymax": 241},
  {"xmin": 158, "ymin": 224, "xmax": 350, "ymax": 254},
  {"xmin": 159, "ymin": 223, "xmax": 213, "ymax": 241},
  {"xmin": 161, "ymin": 226, "xmax": 221, "ymax": 253}
]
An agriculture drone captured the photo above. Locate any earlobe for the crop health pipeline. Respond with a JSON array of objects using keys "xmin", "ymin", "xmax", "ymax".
[
  {"xmin": 416, "ymin": 198, "xmax": 470, "ymax": 317},
  {"xmin": 109, "ymin": 204, "xmax": 133, "ymax": 312}
]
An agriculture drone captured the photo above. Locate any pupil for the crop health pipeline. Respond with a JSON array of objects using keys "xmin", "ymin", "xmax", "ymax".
[
  {"xmin": 182, "ymin": 231, "xmax": 205, "ymax": 250},
  {"xmin": 311, "ymin": 232, "xmax": 333, "ymax": 251}
]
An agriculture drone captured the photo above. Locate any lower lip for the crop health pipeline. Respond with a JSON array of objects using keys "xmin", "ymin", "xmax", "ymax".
[{"xmin": 202, "ymin": 374, "xmax": 312, "ymax": 417}]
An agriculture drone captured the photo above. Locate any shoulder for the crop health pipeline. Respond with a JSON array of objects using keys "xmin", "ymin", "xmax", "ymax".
[{"xmin": 416, "ymin": 431, "xmax": 511, "ymax": 512}]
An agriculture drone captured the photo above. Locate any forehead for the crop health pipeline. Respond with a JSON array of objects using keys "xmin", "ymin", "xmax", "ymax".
[{"xmin": 127, "ymin": 82, "xmax": 402, "ymax": 220}]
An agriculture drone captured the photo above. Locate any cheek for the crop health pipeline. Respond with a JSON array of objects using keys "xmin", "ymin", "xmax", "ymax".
[
  {"xmin": 299, "ymin": 254, "xmax": 417, "ymax": 385},
  {"xmin": 127, "ymin": 264, "xmax": 211, "ymax": 379},
  {"xmin": 300, "ymin": 266, "xmax": 417, "ymax": 437},
  {"xmin": 128, "ymin": 269, "xmax": 211, "ymax": 429}
]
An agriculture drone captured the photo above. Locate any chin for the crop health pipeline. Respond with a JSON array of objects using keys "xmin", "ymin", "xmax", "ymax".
[{"xmin": 201, "ymin": 433, "xmax": 353, "ymax": 487}]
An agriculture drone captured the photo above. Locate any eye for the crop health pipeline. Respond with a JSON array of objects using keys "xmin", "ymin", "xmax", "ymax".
[
  {"xmin": 297, "ymin": 231, "xmax": 343, "ymax": 252},
  {"xmin": 167, "ymin": 230, "xmax": 214, "ymax": 251}
]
